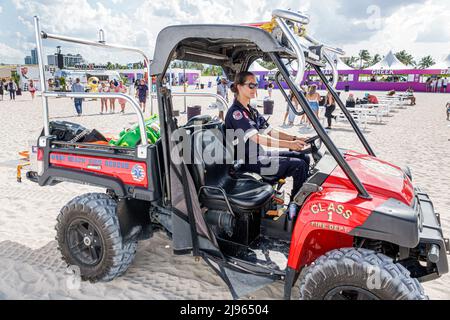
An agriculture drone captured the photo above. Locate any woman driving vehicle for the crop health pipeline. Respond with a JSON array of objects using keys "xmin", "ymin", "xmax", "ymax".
[{"xmin": 225, "ymin": 71, "xmax": 310, "ymax": 201}]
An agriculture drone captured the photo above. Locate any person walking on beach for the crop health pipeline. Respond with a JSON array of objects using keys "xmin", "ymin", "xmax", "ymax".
[
  {"xmin": 117, "ymin": 81, "xmax": 127, "ymax": 114},
  {"xmin": 405, "ymin": 87, "xmax": 416, "ymax": 105},
  {"xmin": 324, "ymin": 91, "xmax": 337, "ymax": 129},
  {"xmin": 136, "ymin": 79, "xmax": 148, "ymax": 113},
  {"xmin": 425, "ymin": 78, "xmax": 432, "ymax": 92},
  {"xmin": 305, "ymin": 85, "xmax": 320, "ymax": 127},
  {"xmin": 446, "ymin": 101, "xmax": 450, "ymax": 121},
  {"xmin": 99, "ymin": 82, "xmax": 109, "ymax": 114},
  {"xmin": 129, "ymin": 79, "xmax": 136, "ymax": 98},
  {"xmin": 109, "ymin": 80, "xmax": 117, "ymax": 113},
  {"xmin": 0, "ymin": 79, "xmax": 4, "ymax": 101},
  {"xmin": 431, "ymin": 78, "xmax": 437, "ymax": 93},
  {"xmin": 437, "ymin": 78, "xmax": 443, "ymax": 93},
  {"xmin": 71, "ymin": 78, "xmax": 84, "ymax": 116},
  {"xmin": 7, "ymin": 80, "xmax": 17, "ymax": 100},
  {"xmin": 28, "ymin": 80, "xmax": 36, "ymax": 100},
  {"xmin": 216, "ymin": 77, "xmax": 229, "ymax": 120},
  {"xmin": 283, "ymin": 91, "xmax": 300, "ymax": 127},
  {"xmin": 267, "ymin": 80, "xmax": 274, "ymax": 99}
]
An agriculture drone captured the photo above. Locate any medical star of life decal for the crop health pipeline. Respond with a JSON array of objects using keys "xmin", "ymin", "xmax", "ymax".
[
  {"xmin": 233, "ymin": 111, "xmax": 243, "ymax": 120},
  {"xmin": 131, "ymin": 164, "xmax": 146, "ymax": 182}
]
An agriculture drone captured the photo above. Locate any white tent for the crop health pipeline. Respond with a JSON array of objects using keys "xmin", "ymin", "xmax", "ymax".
[
  {"xmin": 366, "ymin": 51, "xmax": 409, "ymax": 70},
  {"xmin": 432, "ymin": 54, "xmax": 450, "ymax": 69},
  {"xmin": 248, "ymin": 61, "xmax": 270, "ymax": 72},
  {"xmin": 322, "ymin": 56, "xmax": 354, "ymax": 72}
]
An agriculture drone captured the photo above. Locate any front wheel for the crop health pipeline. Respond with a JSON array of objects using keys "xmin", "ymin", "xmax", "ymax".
[{"xmin": 298, "ymin": 248, "xmax": 428, "ymax": 300}]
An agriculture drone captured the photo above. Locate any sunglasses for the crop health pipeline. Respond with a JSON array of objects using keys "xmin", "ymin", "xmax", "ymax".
[{"xmin": 244, "ymin": 82, "xmax": 258, "ymax": 89}]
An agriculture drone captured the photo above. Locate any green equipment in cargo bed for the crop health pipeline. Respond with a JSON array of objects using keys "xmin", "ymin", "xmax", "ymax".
[{"xmin": 109, "ymin": 114, "xmax": 160, "ymax": 147}]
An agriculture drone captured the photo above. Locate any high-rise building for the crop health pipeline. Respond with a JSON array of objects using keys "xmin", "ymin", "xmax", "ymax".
[
  {"xmin": 47, "ymin": 53, "xmax": 84, "ymax": 68},
  {"xmin": 31, "ymin": 48, "xmax": 38, "ymax": 64},
  {"xmin": 23, "ymin": 48, "xmax": 38, "ymax": 65}
]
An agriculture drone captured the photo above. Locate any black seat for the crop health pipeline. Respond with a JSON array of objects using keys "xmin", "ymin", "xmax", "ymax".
[{"xmin": 187, "ymin": 127, "xmax": 274, "ymax": 213}]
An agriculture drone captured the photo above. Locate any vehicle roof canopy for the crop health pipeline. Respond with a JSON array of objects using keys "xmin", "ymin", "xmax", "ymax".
[{"xmin": 149, "ymin": 24, "xmax": 290, "ymax": 79}]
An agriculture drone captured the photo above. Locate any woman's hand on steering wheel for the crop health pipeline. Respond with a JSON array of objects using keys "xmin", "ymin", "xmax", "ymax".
[{"xmin": 288, "ymin": 139, "xmax": 307, "ymax": 152}]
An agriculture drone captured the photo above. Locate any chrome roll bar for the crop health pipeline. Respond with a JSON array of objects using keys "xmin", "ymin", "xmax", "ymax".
[
  {"xmin": 272, "ymin": 9, "xmax": 310, "ymax": 25},
  {"xmin": 43, "ymin": 92, "xmax": 148, "ymax": 145},
  {"xmin": 41, "ymin": 32, "xmax": 151, "ymax": 65},
  {"xmin": 34, "ymin": 16, "xmax": 51, "ymax": 136},
  {"xmin": 272, "ymin": 9, "xmax": 345, "ymax": 89},
  {"xmin": 33, "ymin": 16, "xmax": 150, "ymax": 143},
  {"xmin": 274, "ymin": 17, "xmax": 306, "ymax": 86},
  {"xmin": 303, "ymin": 34, "xmax": 343, "ymax": 88}
]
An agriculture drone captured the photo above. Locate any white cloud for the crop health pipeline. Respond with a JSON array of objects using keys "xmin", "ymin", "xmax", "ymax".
[
  {"xmin": 2, "ymin": 0, "xmax": 450, "ymax": 65},
  {"xmin": 18, "ymin": 16, "xmax": 34, "ymax": 31},
  {"xmin": 11, "ymin": 0, "xmax": 25, "ymax": 10},
  {"xmin": 0, "ymin": 6, "xmax": 3, "ymax": 14},
  {"xmin": 0, "ymin": 42, "xmax": 26, "ymax": 64}
]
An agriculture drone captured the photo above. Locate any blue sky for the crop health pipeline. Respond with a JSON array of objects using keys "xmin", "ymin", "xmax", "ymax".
[{"xmin": 0, "ymin": 0, "xmax": 449, "ymax": 65}]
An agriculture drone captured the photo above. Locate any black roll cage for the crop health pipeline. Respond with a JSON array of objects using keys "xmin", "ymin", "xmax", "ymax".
[{"xmin": 155, "ymin": 51, "xmax": 374, "ymax": 201}]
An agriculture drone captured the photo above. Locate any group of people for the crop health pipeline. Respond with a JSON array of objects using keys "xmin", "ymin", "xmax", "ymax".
[
  {"xmin": 0, "ymin": 79, "xmax": 19, "ymax": 101},
  {"xmin": 426, "ymin": 77, "xmax": 448, "ymax": 93},
  {"xmin": 70, "ymin": 78, "xmax": 149, "ymax": 117},
  {"xmin": 282, "ymin": 84, "xmax": 338, "ymax": 130}
]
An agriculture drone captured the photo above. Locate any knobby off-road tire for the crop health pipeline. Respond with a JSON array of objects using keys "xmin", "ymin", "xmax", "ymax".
[
  {"xmin": 56, "ymin": 193, "xmax": 138, "ymax": 282},
  {"xmin": 299, "ymin": 248, "xmax": 428, "ymax": 300}
]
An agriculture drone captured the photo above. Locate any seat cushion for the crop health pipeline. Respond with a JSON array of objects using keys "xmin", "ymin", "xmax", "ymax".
[{"xmin": 200, "ymin": 177, "xmax": 274, "ymax": 212}]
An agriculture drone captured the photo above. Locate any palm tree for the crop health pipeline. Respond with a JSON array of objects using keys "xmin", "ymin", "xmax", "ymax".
[
  {"xmin": 259, "ymin": 60, "xmax": 277, "ymax": 70},
  {"xmin": 358, "ymin": 50, "xmax": 371, "ymax": 69},
  {"xmin": 395, "ymin": 50, "xmax": 415, "ymax": 66},
  {"xmin": 370, "ymin": 54, "xmax": 382, "ymax": 67},
  {"xmin": 418, "ymin": 56, "xmax": 435, "ymax": 69},
  {"xmin": 343, "ymin": 56, "xmax": 359, "ymax": 68}
]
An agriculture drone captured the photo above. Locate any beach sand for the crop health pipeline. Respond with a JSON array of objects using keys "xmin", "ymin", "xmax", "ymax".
[{"xmin": 0, "ymin": 88, "xmax": 449, "ymax": 299}]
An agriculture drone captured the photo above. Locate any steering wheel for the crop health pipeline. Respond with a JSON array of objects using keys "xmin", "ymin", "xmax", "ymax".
[{"xmin": 298, "ymin": 135, "xmax": 323, "ymax": 163}]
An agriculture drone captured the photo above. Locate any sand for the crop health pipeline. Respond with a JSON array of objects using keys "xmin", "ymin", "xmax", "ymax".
[{"xmin": 0, "ymin": 87, "xmax": 449, "ymax": 300}]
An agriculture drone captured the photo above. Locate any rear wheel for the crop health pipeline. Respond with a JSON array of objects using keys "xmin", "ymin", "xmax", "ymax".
[
  {"xmin": 298, "ymin": 248, "xmax": 428, "ymax": 300},
  {"xmin": 56, "ymin": 193, "xmax": 138, "ymax": 282}
]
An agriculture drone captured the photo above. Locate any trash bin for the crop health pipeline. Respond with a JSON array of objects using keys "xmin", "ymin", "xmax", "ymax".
[
  {"xmin": 345, "ymin": 85, "xmax": 350, "ymax": 92},
  {"xmin": 187, "ymin": 105, "xmax": 202, "ymax": 121},
  {"xmin": 200, "ymin": 84, "xmax": 205, "ymax": 89},
  {"xmin": 263, "ymin": 99, "xmax": 274, "ymax": 115}
]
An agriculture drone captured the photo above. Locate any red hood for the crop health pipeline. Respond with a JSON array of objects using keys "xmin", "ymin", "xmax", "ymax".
[{"xmin": 324, "ymin": 151, "xmax": 414, "ymax": 206}]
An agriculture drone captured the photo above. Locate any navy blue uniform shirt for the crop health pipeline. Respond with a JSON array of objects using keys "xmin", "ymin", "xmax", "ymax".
[{"xmin": 225, "ymin": 100, "xmax": 272, "ymax": 162}]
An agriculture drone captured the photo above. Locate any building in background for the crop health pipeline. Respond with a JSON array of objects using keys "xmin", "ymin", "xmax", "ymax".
[
  {"xmin": 24, "ymin": 48, "xmax": 38, "ymax": 65},
  {"xmin": 31, "ymin": 48, "xmax": 38, "ymax": 64},
  {"xmin": 47, "ymin": 53, "xmax": 85, "ymax": 68}
]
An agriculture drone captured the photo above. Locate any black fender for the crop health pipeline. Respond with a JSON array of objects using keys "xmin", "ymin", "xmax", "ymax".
[{"xmin": 350, "ymin": 198, "xmax": 419, "ymax": 248}]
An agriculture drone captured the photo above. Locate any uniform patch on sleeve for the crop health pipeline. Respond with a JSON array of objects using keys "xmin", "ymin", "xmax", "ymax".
[{"xmin": 233, "ymin": 111, "xmax": 243, "ymax": 120}]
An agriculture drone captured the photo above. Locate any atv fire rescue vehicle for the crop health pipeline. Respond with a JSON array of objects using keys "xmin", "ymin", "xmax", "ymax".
[{"xmin": 26, "ymin": 9, "xmax": 449, "ymax": 300}]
